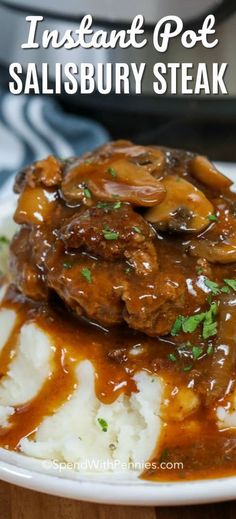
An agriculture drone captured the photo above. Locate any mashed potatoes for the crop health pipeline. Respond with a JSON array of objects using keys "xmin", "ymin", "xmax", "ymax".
[
  {"xmin": 0, "ymin": 303, "xmax": 164, "ymax": 474},
  {"xmin": 21, "ymin": 361, "xmax": 163, "ymax": 472}
]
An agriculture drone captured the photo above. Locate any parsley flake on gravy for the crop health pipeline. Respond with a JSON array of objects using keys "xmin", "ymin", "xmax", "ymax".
[
  {"xmin": 97, "ymin": 201, "xmax": 121, "ymax": 210},
  {"xmin": 182, "ymin": 313, "xmax": 206, "ymax": 333},
  {"xmin": 202, "ymin": 303, "xmax": 218, "ymax": 339},
  {"xmin": 168, "ymin": 353, "xmax": 177, "ymax": 362},
  {"xmin": 196, "ymin": 267, "xmax": 203, "ymax": 275},
  {"xmin": 97, "ymin": 202, "xmax": 110, "ymax": 209},
  {"xmin": 207, "ymin": 343, "xmax": 213, "ymax": 355},
  {"xmin": 81, "ymin": 267, "xmax": 92, "ymax": 283},
  {"xmin": 107, "ymin": 167, "xmax": 117, "ymax": 177},
  {"xmin": 224, "ymin": 279, "xmax": 236, "ymax": 292},
  {"xmin": 83, "ymin": 186, "xmax": 92, "ymax": 199},
  {"xmin": 221, "ymin": 286, "xmax": 230, "ymax": 294},
  {"xmin": 132, "ymin": 226, "xmax": 142, "ymax": 234},
  {"xmin": 171, "ymin": 303, "xmax": 218, "ymax": 340},
  {"xmin": 103, "ymin": 229, "xmax": 119, "ymax": 240},
  {"xmin": 192, "ymin": 346, "xmax": 203, "ymax": 360},
  {"xmin": 183, "ymin": 365, "xmax": 193, "ymax": 372},
  {"xmin": 208, "ymin": 214, "xmax": 218, "ymax": 222},
  {"xmin": 204, "ymin": 278, "xmax": 236, "ymax": 295},
  {"xmin": 204, "ymin": 278, "xmax": 220, "ymax": 295},
  {"xmin": 171, "ymin": 316, "xmax": 185, "ymax": 336},
  {"xmin": 113, "ymin": 201, "xmax": 121, "ymax": 210}
]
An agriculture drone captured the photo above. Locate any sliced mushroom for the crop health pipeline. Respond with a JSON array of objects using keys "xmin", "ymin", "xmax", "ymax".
[
  {"xmin": 14, "ymin": 186, "xmax": 58, "ymax": 225},
  {"xmin": 129, "ymin": 147, "xmax": 165, "ymax": 176},
  {"xmin": 95, "ymin": 140, "xmax": 165, "ymax": 175},
  {"xmin": 189, "ymin": 234, "xmax": 236, "ymax": 264},
  {"xmin": 61, "ymin": 157, "xmax": 166, "ymax": 207},
  {"xmin": 33, "ymin": 156, "xmax": 62, "ymax": 187},
  {"xmin": 144, "ymin": 175, "xmax": 214, "ymax": 233},
  {"xmin": 190, "ymin": 155, "xmax": 232, "ymax": 191},
  {"xmin": 198, "ymin": 295, "xmax": 236, "ymax": 406},
  {"xmin": 14, "ymin": 155, "xmax": 62, "ymax": 193}
]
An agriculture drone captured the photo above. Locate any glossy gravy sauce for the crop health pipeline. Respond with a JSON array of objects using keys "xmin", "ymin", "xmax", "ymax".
[
  {"xmin": 0, "ymin": 284, "xmax": 236, "ymax": 482},
  {"xmin": 3, "ymin": 144, "xmax": 236, "ymax": 481}
]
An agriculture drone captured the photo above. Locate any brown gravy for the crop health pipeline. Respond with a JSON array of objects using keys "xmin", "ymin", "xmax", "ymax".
[
  {"xmin": 3, "ymin": 142, "xmax": 236, "ymax": 481},
  {"xmin": 0, "ymin": 285, "xmax": 236, "ymax": 482}
]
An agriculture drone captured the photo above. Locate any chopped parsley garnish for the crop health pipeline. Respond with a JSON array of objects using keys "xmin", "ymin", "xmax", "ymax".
[
  {"xmin": 224, "ymin": 279, "xmax": 236, "ymax": 292},
  {"xmin": 97, "ymin": 201, "xmax": 121, "ymax": 210},
  {"xmin": 171, "ymin": 316, "xmax": 185, "ymax": 336},
  {"xmin": 132, "ymin": 226, "xmax": 142, "ymax": 234},
  {"xmin": 168, "ymin": 341, "xmax": 210, "ymax": 366},
  {"xmin": 196, "ymin": 267, "xmax": 203, "ymax": 275},
  {"xmin": 203, "ymin": 278, "xmax": 236, "ymax": 295},
  {"xmin": 81, "ymin": 267, "xmax": 92, "ymax": 284},
  {"xmin": 83, "ymin": 186, "xmax": 92, "ymax": 199},
  {"xmin": 207, "ymin": 343, "xmax": 213, "ymax": 355},
  {"xmin": 205, "ymin": 277, "xmax": 236, "ymax": 295},
  {"xmin": 192, "ymin": 346, "xmax": 203, "ymax": 360},
  {"xmin": 221, "ymin": 286, "xmax": 230, "ymax": 294},
  {"xmin": 183, "ymin": 365, "xmax": 193, "ymax": 372},
  {"xmin": 182, "ymin": 313, "xmax": 206, "ymax": 333},
  {"xmin": 202, "ymin": 303, "xmax": 218, "ymax": 339},
  {"xmin": 203, "ymin": 321, "xmax": 218, "ymax": 340},
  {"xmin": 0, "ymin": 236, "xmax": 9, "ymax": 245},
  {"xmin": 171, "ymin": 303, "xmax": 218, "ymax": 340},
  {"xmin": 168, "ymin": 353, "xmax": 177, "ymax": 362},
  {"xmin": 107, "ymin": 167, "xmax": 117, "ymax": 177},
  {"xmin": 97, "ymin": 418, "xmax": 108, "ymax": 432},
  {"xmin": 63, "ymin": 262, "xmax": 73, "ymax": 269},
  {"xmin": 125, "ymin": 266, "xmax": 132, "ymax": 274},
  {"xmin": 103, "ymin": 229, "xmax": 119, "ymax": 240},
  {"xmin": 113, "ymin": 201, "xmax": 121, "ymax": 209},
  {"xmin": 97, "ymin": 202, "xmax": 110, "ymax": 209},
  {"xmin": 204, "ymin": 278, "xmax": 220, "ymax": 295},
  {"xmin": 208, "ymin": 214, "xmax": 218, "ymax": 222}
]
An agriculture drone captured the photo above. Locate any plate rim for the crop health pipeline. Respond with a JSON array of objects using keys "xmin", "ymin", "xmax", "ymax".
[{"xmin": 0, "ymin": 451, "xmax": 236, "ymax": 506}]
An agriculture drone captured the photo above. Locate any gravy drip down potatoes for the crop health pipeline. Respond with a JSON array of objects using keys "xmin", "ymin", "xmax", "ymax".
[{"xmin": 2, "ymin": 140, "xmax": 236, "ymax": 481}]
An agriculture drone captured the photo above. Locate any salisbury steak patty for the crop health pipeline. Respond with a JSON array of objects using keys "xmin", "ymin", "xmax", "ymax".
[{"xmin": 10, "ymin": 140, "xmax": 231, "ymax": 336}]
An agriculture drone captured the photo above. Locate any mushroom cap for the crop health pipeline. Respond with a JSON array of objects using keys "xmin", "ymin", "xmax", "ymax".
[
  {"xmin": 144, "ymin": 175, "xmax": 214, "ymax": 233},
  {"xmin": 189, "ymin": 155, "xmax": 232, "ymax": 191},
  {"xmin": 189, "ymin": 235, "xmax": 236, "ymax": 264},
  {"xmin": 14, "ymin": 185, "xmax": 58, "ymax": 225},
  {"xmin": 61, "ymin": 155, "xmax": 166, "ymax": 207}
]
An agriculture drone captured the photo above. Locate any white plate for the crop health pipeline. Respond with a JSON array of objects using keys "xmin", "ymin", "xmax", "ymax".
[{"xmin": 0, "ymin": 161, "xmax": 236, "ymax": 506}]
